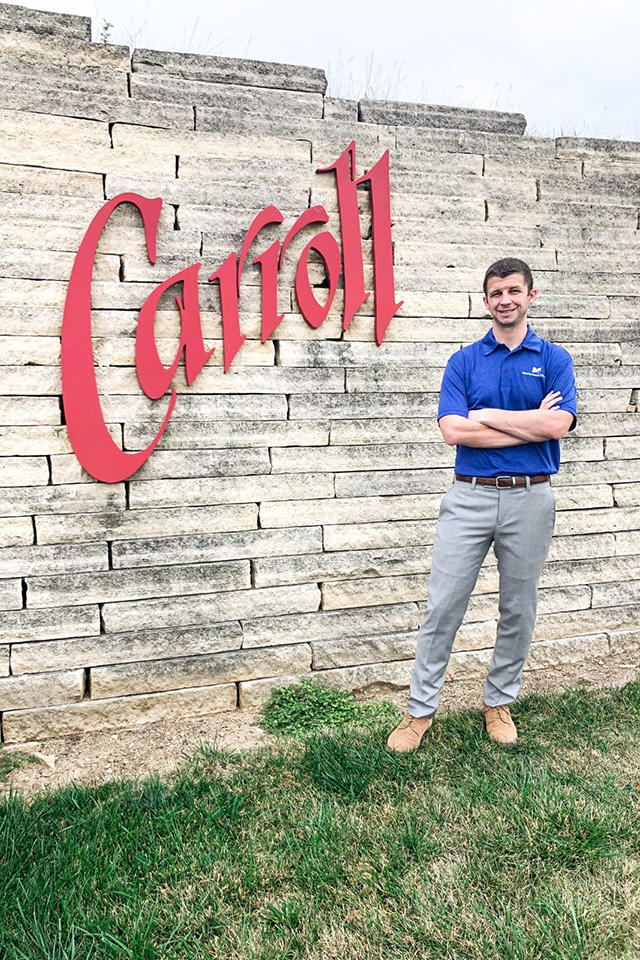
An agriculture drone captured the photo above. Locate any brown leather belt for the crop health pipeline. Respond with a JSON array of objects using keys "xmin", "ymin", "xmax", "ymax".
[{"xmin": 455, "ymin": 473, "xmax": 550, "ymax": 488}]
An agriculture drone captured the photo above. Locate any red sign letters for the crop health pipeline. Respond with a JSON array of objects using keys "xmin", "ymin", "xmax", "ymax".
[{"xmin": 61, "ymin": 142, "xmax": 402, "ymax": 482}]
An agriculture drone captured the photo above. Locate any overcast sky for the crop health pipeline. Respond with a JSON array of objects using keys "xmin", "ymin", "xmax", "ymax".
[{"xmin": 13, "ymin": 0, "xmax": 640, "ymax": 140}]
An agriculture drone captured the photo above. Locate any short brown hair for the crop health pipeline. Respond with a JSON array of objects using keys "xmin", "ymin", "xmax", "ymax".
[{"xmin": 483, "ymin": 258, "xmax": 534, "ymax": 295}]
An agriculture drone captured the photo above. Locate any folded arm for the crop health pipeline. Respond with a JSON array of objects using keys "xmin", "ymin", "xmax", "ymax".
[
  {"xmin": 439, "ymin": 414, "xmax": 526, "ymax": 448},
  {"xmin": 468, "ymin": 390, "xmax": 574, "ymax": 442}
]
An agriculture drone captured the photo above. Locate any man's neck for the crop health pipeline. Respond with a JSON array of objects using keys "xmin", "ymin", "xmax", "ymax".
[{"xmin": 492, "ymin": 317, "xmax": 529, "ymax": 351}]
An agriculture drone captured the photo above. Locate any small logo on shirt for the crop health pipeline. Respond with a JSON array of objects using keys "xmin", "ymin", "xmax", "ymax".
[{"xmin": 522, "ymin": 366, "xmax": 545, "ymax": 378}]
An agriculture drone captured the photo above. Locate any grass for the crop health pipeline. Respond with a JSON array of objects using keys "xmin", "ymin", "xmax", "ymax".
[{"xmin": 1, "ymin": 681, "xmax": 639, "ymax": 959}]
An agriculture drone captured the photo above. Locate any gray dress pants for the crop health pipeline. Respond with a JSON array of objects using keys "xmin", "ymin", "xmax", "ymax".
[{"xmin": 407, "ymin": 477, "xmax": 556, "ymax": 717}]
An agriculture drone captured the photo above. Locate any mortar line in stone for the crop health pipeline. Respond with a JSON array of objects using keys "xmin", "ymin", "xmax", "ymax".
[{"xmin": 31, "ymin": 515, "xmax": 37, "ymax": 546}]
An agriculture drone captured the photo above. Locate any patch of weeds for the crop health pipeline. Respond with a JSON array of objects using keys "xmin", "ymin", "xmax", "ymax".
[
  {"xmin": 259, "ymin": 678, "xmax": 400, "ymax": 737},
  {"xmin": 0, "ymin": 748, "xmax": 36, "ymax": 783}
]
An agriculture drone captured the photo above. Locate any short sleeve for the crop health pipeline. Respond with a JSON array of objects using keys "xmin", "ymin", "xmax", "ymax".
[
  {"xmin": 548, "ymin": 354, "xmax": 578, "ymax": 431},
  {"xmin": 437, "ymin": 351, "xmax": 469, "ymax": 421}
]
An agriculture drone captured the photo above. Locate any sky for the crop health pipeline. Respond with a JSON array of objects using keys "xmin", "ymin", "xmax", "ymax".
[{"xmin": 11, "ymin": 0, "xmax": 640, "ymax": 140}]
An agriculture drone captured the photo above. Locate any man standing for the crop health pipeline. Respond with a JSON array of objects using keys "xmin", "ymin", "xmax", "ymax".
[{"xmin": 387, "ymin": 258, "xmax": 577, "ymax": 751}]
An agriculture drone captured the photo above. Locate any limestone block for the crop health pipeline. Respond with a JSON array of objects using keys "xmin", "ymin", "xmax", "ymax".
[
  {"xmin": 98, "ymin": 365, "xmax": 344, "ymax": 397},
  {"xmin": 330, "ymin": 418, "xmax": 442, "ymax": 445},
  {"xmin": 315, "ymin": 186, "xmax": 483, "ymax": 222},
  {"xmin": 92, "ymin": 448, "xmax": 272, "ymax": 484},
  {"xmin": 556, "ymin": 137, "xmax": 640, "ymax": 162},
  {"xmin": 391, "ymin": 148, "xmax": 483, "ymax": 176},
  {"xmin": 334, "ymin": 468, "xmax": 452, "ymax": 498},
  {"xmin": 536, "ymin": 319, "xmax": 637, "ymax": 343},
  {"xmin": 5, "ymin": 92, "xmax": 194, "ymax": 128},
  {"xmin": 35, "ymin": 503, "xmax": 258, "ymax": 546},
  {"xmin": 0, "ymin": 163, "xmax": 103, "ymax": 198},
  {"xmin": 103, "ymin": 392, "xmax": 288, "ymax": 423},
  {"xmin": 0, "ymin": 604, "xmax": 99, "ymax": 644},
  {"xmin": 2, "ymin": 483, "xmax": 124, "ymax": 517},
  {"xmin": 0, "ymin": 425, "xmax": 73, "ymax": 456},
  {"xmin": 91, "ymin": 643, "xmax": 312, "ymax": 700},
  {"xmin": 549, "ymin": 437, "xmax": 603, "ymax": 463},
  {"xmin": 537, "ymin": 584, "xmax": 592, "ymax": 614},
  {"xmin": 0, "ymin": 645, "xmax": 8, "ymax": 675},
  {"xmin": 12, "ymin": 622, "xmax": 243, "ymax": 675},
  {"xmin": 622, "ymin": 342, "xmax": 640, "ymax": 363},
  {"xmin": 488, "ymin": 197, "xmax": 638, "ymax": 228},
  {"xmin": 576, "ymin": 390, "xmax": 639, "ymax": 414},
  {"xmin": 608, "ymin": 628, "xmax": 640, "ymax": 662},
  {"xmin": 253, "ymin": 545, "xmax": 430, "ymax": 588},
  {"xmin": 102, "ymin": 582, "xmax": 321, "ymax": 634},
  {"xmin": 0, "ymin": 27, "xmax": 129, "ymax": 69},
  {"xmin": 237, "ymin": 661, "xmax": 409, "ymax": 708},
  {"xmin": 536, "ymin": 556, "xmax": 634, "ymax": 591},
  {"xmin": 111, "ymin": 124, "xmax": 312, "ymax": 164},
  {"xmin": 0, "ymin": 457, "xmax": 48, "ymax": 487},
  {"xmin": 550, "ymin": 342, "xmax": 622, "ymax": 365},
  {"xmin": 527, "ymin": 634, "xmax": 609, "ymax": 671},
  {"xmin": 470, "ymin": 292, "xmax": 611, "ymax": 320},
  {"xmin": 555, "ymin": 505, "xmax": 640, "ymax": 537},
  {"xmin": 530, "ymin": 605, "xmax": 640, "ymax": 645},
  {"xmin": 89, "ymin": 337, "xmax": 274, "ymax": 368},
  {"xmin": 346, "ymin": 367, "xmax": 447, "ymax": 393},
  {"xmin": 289, "ymin": 392, "xmax": 439, "ymax": 421},
  {"xmin": 614, "ymin": 530, "xmax": 640, "ymax": 556},
  {"xmin": 128, "ymin": 471, "xmax": 335, "ymax": 511},
  {"xmin": 132, "ymin": 48, "xmax": 327, "ymax": 93},
  {"xmin": 392, "ymin": 242, "xmax": 554, "ymax": 271},
  {"xmin": 323, "ymin": 519, "xmax": 437, "ymax": 552},
  {"xmin": 125, "ymin": 420, "xmax": 330, "ymax": 451},
  {"xmin": 387, "ymin": 170, "xmax": 536, "ymax": 201},
  {"xmin": 27, "ymin": 559, "xmax": 250, "ymax": 609},
  {"xmin": 612, "ymin": 482, "xmax": 640, "ymax": 506},
  {"xmin": 558, "ymin": 459, "xmax": 640, "ymax": 486},
  {"xmin": 605, "ymin": 436, "xmax": 640, "ymax": 460},
  {"xmin": 0, "ymin": 579, "xmax": 21, "ymax": 610},
  {"xmin": 0, "ymin": 4, "xmax": 91, "ymax": 39},
  {"xmin": 241, "ymin": 601, "xmax": 421, "ymax": 649},
  {"xmin": 547, "ymin": 532, "xmax": 615, "ymax": 562},
  {"xmin": 321, "ymin": 574, "xmax": 428, "ymax": 610},
  {"xmin": 359, "ymin": 99, "xmax": 526, "ymax": 134},
  {"xmin": 0, "ymin": 136, "xmax": 176, "ymax": 177},
  {"xmin": 344, "ymin": 317, "xmax": 481, "ymax": 344},
  {"xmin": 323, "ymin": 97, "xmax": 357, "ymax": 119},
  {"xmin": 311, "ymin": 631, "xmax": 416, "ymax": 670},
  {"xmin": 2, "ymin": 682, "xmax": 237, "ymax": 743},
  {"xmin": 0, "ymin": 542, "xmax": 108, "ymax": 578},
  {"xmin": 0, "ymin": 669, "xmax": 84, "ymax": 711},
  {"xmin": 452, "ymin": 620, "xmax": 498, "ymax": 652},
  {"xmin": 591, "ymin": 580, "xmax": 640, "ymax": 608},
  {"xmin": 0, "ymin": 517, "xmax": 33, "ymax": 548},
  {"xmin": 112, "ymin": 525, "xmax": 323, "ymax": 569},
  {"xmin": 271, "ymin": 442, "xmax": 453, "ymax": 475},
  {"xmin": 573, "ymin": 413, "xmax": 640, "ymax": 436},
  {"xmin": 483, "ymin": 156, "xmax": 582, "ymax": 178},
  {"xmin": 0, "ymin": 397, "xmax": 61, "ymax": 425},
  {"xmin": 259, "ymin": 493, "xmax": 443, "ymax": 529},
  {"xmin": 552, "ymin": 484, "xmax": 613, "ymax": 510},
  {"xmin": 278, "ymin": 340, "xmax": 454, "ymax": 368},
  {"xmin": 0, "ymin": 107, "xmax": 107, "ymax": 145}
]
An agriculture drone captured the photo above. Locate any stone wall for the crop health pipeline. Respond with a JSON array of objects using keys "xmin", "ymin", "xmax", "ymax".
[{"xmin": 0, "ymin": 3, "xmax": 639, "ymax": 743}]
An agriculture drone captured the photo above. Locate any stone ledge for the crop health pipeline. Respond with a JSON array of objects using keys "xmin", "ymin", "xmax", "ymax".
[
  {"xmin": 132, "ymin": 48, "xmax": 327, "ymax": 94},
  {"xmin": 358, "ymin": 98, "xmax": 526, "ymax": 134},
  {"xmin": 0, "ymin": 3, "xmax": 91, "ymax": 40}
]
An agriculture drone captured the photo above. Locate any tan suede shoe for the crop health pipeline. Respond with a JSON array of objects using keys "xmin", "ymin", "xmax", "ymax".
[
  {"xmin": 386, "ymin": 712, "xmax": 433, "ymax": 753},
  {"xmin": 483, "ymin": 703, "xmax": 517, "ymax": 745}
]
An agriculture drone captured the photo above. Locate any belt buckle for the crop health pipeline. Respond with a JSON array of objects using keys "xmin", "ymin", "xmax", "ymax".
[{"xmin": 495, "ymin": 475, "xmax": 516, "ymax": 488}]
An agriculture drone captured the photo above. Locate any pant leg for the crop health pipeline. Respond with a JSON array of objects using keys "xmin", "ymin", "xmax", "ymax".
[
  {"xmin": 408, "ymin": 481, "xmax": 497, "ymax": 717},
  {"xmin": 483, "ymin": 481, "xmax": 556, "ymax": 707}
]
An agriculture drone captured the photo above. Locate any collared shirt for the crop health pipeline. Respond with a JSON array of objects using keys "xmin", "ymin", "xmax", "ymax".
[{"xmin": 437, "ymin": 325, "xmax": 578, "ymax": 477}]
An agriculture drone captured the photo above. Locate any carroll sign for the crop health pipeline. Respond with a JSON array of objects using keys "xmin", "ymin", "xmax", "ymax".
[{"xmin": 61, "ymin": 142, "xmax": 402, "ymax": 483}]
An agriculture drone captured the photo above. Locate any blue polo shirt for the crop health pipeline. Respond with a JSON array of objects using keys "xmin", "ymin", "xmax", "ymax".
[{"xmin": 437, "ymin": 325, "xmax": 578, "ymax": 477}]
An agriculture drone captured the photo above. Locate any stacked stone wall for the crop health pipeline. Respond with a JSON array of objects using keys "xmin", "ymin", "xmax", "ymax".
[{"xmin": 0, "ymin": 3, "xmax": 639, "ymax": 742}]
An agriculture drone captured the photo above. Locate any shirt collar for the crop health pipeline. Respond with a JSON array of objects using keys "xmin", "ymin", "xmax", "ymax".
[{"xmin": 482, "ymin": 325, "xmax": 543, "ymax": 355}]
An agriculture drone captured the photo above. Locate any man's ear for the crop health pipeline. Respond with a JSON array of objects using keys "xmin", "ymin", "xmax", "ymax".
[
  {"xmin": 482, "ymin": 295, "xmax": 488, "ymax": 311},
  {"xmin": 528, "ymin": 288, "xmax": 538, "ymax": 305}
]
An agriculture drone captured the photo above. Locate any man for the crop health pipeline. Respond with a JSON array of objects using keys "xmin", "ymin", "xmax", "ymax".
[{"xmin": 387, "ymin": 257, "xmax": 577, "ymax": 751}]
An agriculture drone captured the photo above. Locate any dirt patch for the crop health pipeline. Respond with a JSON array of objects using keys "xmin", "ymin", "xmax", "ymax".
[{"xmin": 2, "ymin": 657, "xmax": 636, "ymax": 799}]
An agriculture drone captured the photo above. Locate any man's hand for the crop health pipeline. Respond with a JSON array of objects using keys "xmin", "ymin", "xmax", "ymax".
[{"xmin": 467, "ymin": 391, "xmax": 574, "ymax": 442}]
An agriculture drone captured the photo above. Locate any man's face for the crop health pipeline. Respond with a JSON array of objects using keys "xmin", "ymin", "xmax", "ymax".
[{"xmin": 483, "ymin": 272, "xmax": 537, "ymax": 329}]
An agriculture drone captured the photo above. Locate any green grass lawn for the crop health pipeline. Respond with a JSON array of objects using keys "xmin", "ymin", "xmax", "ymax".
[{"xmin": 1, "ymin": 680, "xmax": 639, "ymax": 960}]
